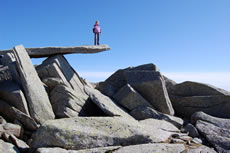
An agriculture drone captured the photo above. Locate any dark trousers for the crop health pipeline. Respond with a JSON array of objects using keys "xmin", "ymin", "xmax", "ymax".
[{"xmin": 94, "ymin": 33, "xmax": 100, "ymax": 45}]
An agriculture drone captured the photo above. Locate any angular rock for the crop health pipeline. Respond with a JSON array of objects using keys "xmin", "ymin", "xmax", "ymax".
[
  {"xmin": 171, "ymin": 95, "xmax": 230, "ymax": 118},
  {"xmin": 30, "ymin": 117, "xmax": 157, "ymax": 150},
  {"xmin": 42, "ymin": 77, "xmax": 65, "ymax": 90},
  {"xmin": 13, "ymin": 45, "xmax": 55, "ymax": 124},
  {"xmin": 169, "ymin": 81, "xmax": 230, "ymax": 97},
  {"xmin": 35, "ymin": 146, "xmax": 121, "ymax": 153},
  {"xmin": 0, "ymin": 80, "xmax": 29, "ymax": 115},
  {"xmin": 0, "ymin": 139, "xmax": 20, "ymax": 153},
  {"xmin": 0, "ymin": 65, "xmax": 12, "ymax": 82},
  {"xmin": 182, "ymin": 123, "xmax": 200, "ymax": 138},
  {"xmin": 84, "ymin": 86, "xmax": 133, "ymax": 119},
  {"xmin": 50, "ymin": 85, "xmax": 88, "ymax": 118},
  {"xmin": 113, "ymin": 143, "xmax": 186, "ymax": 153},
  {"xmin": 0, "ymin": 100, "xmax": 38, "ymax": 131},
  {"xmin": 196, "ymin": 120, "xmax": 230, "ymax": 153},
  {"xmin": 125, "ymin": 71, "xmax": 174, "ymax": 115},
  {"xmin": 97, "ymin": 63, "xmax": 159, "ymax": 97},
  {"xmin": 3, "ymin": 133, "xmax": 29, "ymax": 152},
  {"xmin": 36, "ymin": 55, "xmax": 86, "ymax": 96},
  {"xmin": 191, "ymin": 111, "xmax": 230, "ymax": 129},
  {"xmin": 0, "ymin": 116, "xmax": 6, "ymax": 124},
  {"xmin": 113, "ymin": 84, "xmax": 153, "ymax": 111},
  {"xmin": 29, "ymin": 45, "xmax": 111, "ymax": 58},
  {"xmin": 130, "ymin": 106, "xmax": 183, "ymax": 128},
  {"xmin": 0, "ymin": 122, "xmax": 23, "ymax": 138},
  {"xmin": 163, "ymin": 75, "xmax": 177, "ymax": 91}
]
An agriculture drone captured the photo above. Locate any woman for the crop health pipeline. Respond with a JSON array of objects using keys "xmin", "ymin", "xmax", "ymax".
[{"xmin": 93, "ymin": 20, "xmax": 102, "ymax": 45}]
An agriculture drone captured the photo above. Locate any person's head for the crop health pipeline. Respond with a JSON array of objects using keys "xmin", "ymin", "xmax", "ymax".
[{"xmin": 95, "ymin": 20, "xmax": 99, "ymax": 25}]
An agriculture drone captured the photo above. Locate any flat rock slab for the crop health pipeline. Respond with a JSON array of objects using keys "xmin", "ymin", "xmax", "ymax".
[
  {"xmin": 1, "ymin": 45, "xmax": 111, "ymax": 58},
  {"xmin": 30, "ymin": 117, "xmax": 157, "ymax": 150},
  {"xmin": 0, "ymin": 139, "xmax": 20, "ymax": 153},
  {"xmin": 113, "ymin": 143, "xmax": 185, "ymax": 153},
  {"xmin": 13, "ymin": 45, "xmax": 55, "ymax": 124}
]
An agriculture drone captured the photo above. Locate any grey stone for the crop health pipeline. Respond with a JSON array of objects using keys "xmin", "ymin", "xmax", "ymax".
[
  {"xmin": 0, "ymin": 80, "xmax": 29, "ymax": 115},
  {"xmin": 185, "ymin": 145, "xmax": 217, "ymax": 153},
  {"xmin": 13, "ymin": 45, "xmax": 55, "ymax": 124},
  {"xmin": 113, "ymin": 84, "xmax": 153, "ymax": 111},
  {"xmin": 0, "ymin": 116, "xmax": 6, "ymax": 124},
  {"xmin": 1, "ymin": 45, "xmax": 111, "ymax": 58},
  {"xmin": 0, "ymin": 122, "xmax": 23, "ymax": 138},
  {"xmin": 163, "ymin": 75, "xmax": 177, "ymax": 91},
  {"xmin": 171, "ymin": 95, "xmax": 230, "ymax": 118},
  {"xmin": 36, "ymin": 55, "xmax": 86, "ymax": 96},
  {"xmin": 113, "ymin": 143, "xmax": 186, "ymax": 153},
  {"xmin": 97, "ymin": 63, "xmax": 159, "ymax": 97},
  {"xmin": 0, "ymin": 139, "xmax": 20, "ymax": 153},
  {"xmin": 191, "ymin": 111, "xmax": 230, "ymax": 129},
  {"xmin": 35, "ymin": 146, "xmax": 121, "ymax": 153},
  {"xmin": 0, "ymin": 100, "xmax": 38, "ymax": 131},
  {"xmin": 140, "ymin": 118, "xmax": 180, "ymax": 132},
  {"xmin": 84, "ymin": 86, "xmax": 133, "ymax": 119},
  {"xmin": 0, "ymin": 65, "xmax": 12, "ymax": 82},
  {"xmin": 169, "ymin": 81, "xmax": 230, "ymax": 97},
  {"xmin": 50, "ymin": 85, "xmax": 88, "ymax": 118},
  {"xmin": 130, "ymin": 106, "xmax": 183, "ymax": 128},
  {"xmin": 30, "ymin": 117, "xmax": 158, "ymax": 150},
  {"xmin": 42, "ymin": 77, "xmax": 65, "ymax": 90},
  {"xmin": 196, "ymin": 120, "xmax": 230, "ymax": 153},
  {"xmin": 182, "ymin": 123, "xmax": 200, "ymax": 138},
  {"xmin": 125, "ymin": 71, "xmax": 174, "ymax": 115},
  {"xmin": 3, "ymin": 133, "xmax": 29, "ymax": 152}
]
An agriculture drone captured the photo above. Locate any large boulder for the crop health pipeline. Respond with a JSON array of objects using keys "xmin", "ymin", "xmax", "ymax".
[
  {"xmin": 130, "ymin": 106, "xmax": 183, "ymax": 128},
  {"xmin": 0, "ymin": 139, "xmax": 20, "ymax": 153},
  {"xmin": 97, "ymin": 63, "xmax": 159, "ymax": 97},
  {"xmin": 30, "ymin": 117, "xmax": 160, "ymax": 150},
  {"xmin": 0, "ymin": 80, "xmax": 29, "ymax": 115},
  {"xmin": 84, "ymin": 86, "xmax": 133, "ymax": 119},
  {"xmin": 171, "ymin": 95, "xmax": 230, "ymax": 118},
  {"xmin": 169, "ymin": 81, "xmax": 230, "ymax": 97},
  {"xmin": 125, "ymin": 71, "xmax": 174, "ymax": 115},
  {"xmin": 195, "ymin": 120, "xmax": 230, "ymax": 153},
  {"xmin": 192, "ymin": 112, "xmax": 230, "ymax": 153},
  {"xmin": 113, "ymin": 84, "xmax": 153, "ymax": 111},
  {"xmin": 50, "ymin": 85, "xmax": 88, "ymax": 118},
  {"xmin": 113, "ymin": 143, "xmax": 185, "ymax": 153},
  {"xmin": 36, "ymin": 55, "xmax": 86, "ymax": 96},
  {"xmin": 13, "ymin": 45, "xmax": 55, "ymax": 124}
]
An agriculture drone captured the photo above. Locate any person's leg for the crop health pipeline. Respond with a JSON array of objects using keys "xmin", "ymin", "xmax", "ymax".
[
  {"xmin": 97, "ymin": 33, "xmax": 100, "ymax": 45},
  {"xmin": 94, "ymin": 33, "xmax": 97, "ymax": 45}
]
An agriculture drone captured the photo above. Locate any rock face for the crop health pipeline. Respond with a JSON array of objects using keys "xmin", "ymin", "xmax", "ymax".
[
  {"xmin": 113, "ymin": 84, "xmax": 153, "ymax": 111},
  {"xmin": 125, "ymin": 71, "xmax": 174, "ymax": 115},
  {"xmin": 0, "ymin": 80, "xmax": 29, "ymax": 115},
  {"xmin": 50, "ymin": 85, "xmax": 88, "ymax": 118},
  {"xmin": 36, "ymin": 55, "xmax": 86, "ymax": 96},
  {"xmin": 30, "ymin": 117, "xmax": 155, "ymax": 150},
  {"xmin": 13, "ymin": 45, "xmax": 55, "ymax": 124},
  {"xmin": 171, "ymin": 95, "xmax": 230, "ymax": 118},
  {"xmin": 192, "ymin": 112, "xmax": 230, "ymax": 153}
]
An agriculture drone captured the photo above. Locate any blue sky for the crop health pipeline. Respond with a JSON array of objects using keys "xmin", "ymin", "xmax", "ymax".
[{"xmin": 1, "ymin": 0, "xmax": 230, "ymax": 90}]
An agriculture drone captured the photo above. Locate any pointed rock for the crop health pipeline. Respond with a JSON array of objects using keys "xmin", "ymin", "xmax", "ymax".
[
  {"xmin": 13, "ymin": 45, "xmax": 55, "ymax": 124},
  {"xmin": 125, "ymin": 71, "xmax": 174, "ymax": 115}
]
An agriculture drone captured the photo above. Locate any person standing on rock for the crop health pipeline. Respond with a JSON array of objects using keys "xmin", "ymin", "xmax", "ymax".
[{"xmin": 93, "ymin": 20, "xmax": 101, "ymax": 45}]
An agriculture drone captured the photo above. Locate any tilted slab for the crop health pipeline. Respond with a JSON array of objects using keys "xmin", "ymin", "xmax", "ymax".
[
  {"xmin": 13, "ymin": 45, "xmax": 55, "ymax": 124},
  {"xmin": 1, "ymin": 45, "xmax": 111, "ymax": 58}
]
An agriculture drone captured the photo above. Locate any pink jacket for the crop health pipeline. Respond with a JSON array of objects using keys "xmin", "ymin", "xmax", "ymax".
[{"xmin": 93, "ymin": 23, "xmax": 101, "ymax": 33}]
